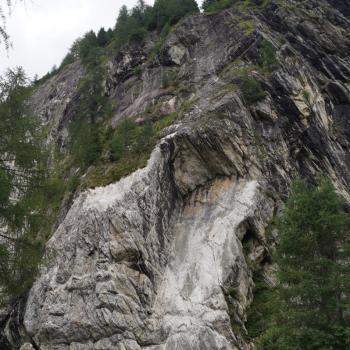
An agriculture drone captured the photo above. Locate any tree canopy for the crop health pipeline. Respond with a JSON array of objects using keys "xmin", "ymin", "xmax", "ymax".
[
  {"xmin": 56, "ymin": 0, "xmax": 200, "ymax": 73},
  {"xmin": 256, "ymin": 179, "xmax": 350, "ymax": 349},
  {"xmin": 148, "ymin": 0, "xmax": 199, "ymax": 30},
  {"xmin": 0, "ymin": 68, "xmax": 46, "ymax": 303},
  {"xmin": 0, "ymin": 68, "xmax": 44, "ymax": 223}
]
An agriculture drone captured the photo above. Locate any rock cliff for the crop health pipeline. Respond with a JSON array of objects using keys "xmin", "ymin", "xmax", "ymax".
[{"xmin": 1, "ymin": 0, "xmax": 350, "ymax": 349}]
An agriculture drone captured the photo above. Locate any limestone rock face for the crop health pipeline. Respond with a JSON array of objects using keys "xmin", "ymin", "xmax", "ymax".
[
  {"xmin": 3, "ymin": 0, "xmax": 350, "ymax": 349},
  {"xmin": 24, "ymin": 105, "xmax": 349, "ymax": 350},
  {"xmin": 30, "ymin": 61, "xmax": 85, "ymax": 149},
  {"xmin": 24, "ymin": 131, "xmax": 275, "ymax": 349},
  {"xmin": 19, "ymin": 344, "xmax": 34, "ymax": 350}
]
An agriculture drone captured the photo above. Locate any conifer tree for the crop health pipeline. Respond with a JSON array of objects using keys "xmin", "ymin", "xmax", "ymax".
[
  {"xmin": 0, "ymin": 68, "xmax": 45, "ymax": 303},
  {"xmin": 257, "ymin": 179, "xmax": 350, "ymax": 349}
]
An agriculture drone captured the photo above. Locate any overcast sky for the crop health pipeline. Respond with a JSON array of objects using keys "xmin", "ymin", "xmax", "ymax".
[{"xmin": 0, "ymin": 0, "xmax": 203, "ymax": 79}]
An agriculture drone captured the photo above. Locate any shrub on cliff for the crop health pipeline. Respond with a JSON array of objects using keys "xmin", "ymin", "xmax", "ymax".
[
  {"xmin": 148, "ymin": 0, "xmax": 199, "ymax": 31},
  {"xmin": 240, "ymin": 75, "xmax": 266, "ymax": 105},
  {"xmin": 202, "ymin": 0, "xmax": 233, "ymax": 12}
]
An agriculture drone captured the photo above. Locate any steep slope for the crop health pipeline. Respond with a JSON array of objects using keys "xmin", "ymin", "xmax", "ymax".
[{"xmin": 2, "ymin": 1, "xmax": 350, "ymax": 349}]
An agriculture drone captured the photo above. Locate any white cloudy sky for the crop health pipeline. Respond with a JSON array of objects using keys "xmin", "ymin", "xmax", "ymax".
[{"xmin": 1, "ymin": 0, "xmax": 203, "ymax": 79}]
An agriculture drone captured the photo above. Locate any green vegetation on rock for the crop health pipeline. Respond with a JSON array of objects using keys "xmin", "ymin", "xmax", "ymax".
[
  {"xmin": 0, "ymin": 68, "xmax": 49, "ymax": 303},
  {"xmin": 258, "ymin": 40, "xmax": 278, "ymax": 71},
  {"xmin": 248, "ymin": 179, "xmax": 350, "ymax": 350},
  {"xmin": 149, "ymin": 0, "xmax": 199, "ymax": 31},
  {"xmin": 39, "ymin": 0, "xmax": 199, "ymax": 80},
  {"xmin": 240, "ymin": 75, "xmax": 266, "ymax": 105},
  {"xmin": 83, "ymin": 112, "xmax": 178, "ymax": 189},
  {"xmin": 161, "ymin": 70, "xmax": 179, "ymax": 89},
  {"xmin": 246, "ymin": 272, "xmax": 274, "ymax": 341},
  {"xmin": 202, "ymin": 0, "xmax": 233, "ymax": 12}
]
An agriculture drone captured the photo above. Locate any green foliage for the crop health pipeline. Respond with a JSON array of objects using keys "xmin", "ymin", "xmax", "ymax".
[
  {"xmin": 83, "ymin": 112, "xmax": 178, "ymax": 188},
  {"xmin": 70, "ymin": 121, "xmax": 102, "ymax": 168},
  {"xmin": 148, "ymin": 0, "xmax": 199, "ymax": 31},
  {"xmin": 202, "ymin": 0, "xmax": 233, "ymax": 12},
  {"xmin": 83, "ymin": 118, "xmax": 156, "ymax": 188},
  {"xmin": 258, "ymin": 40, "xmax": 278, "ymax": 71},
  {"xmin": 238, "ymin": 19, "xmax": 256, "ymax": 35},
  {"xmin": 246, "ymin": 272, "xmax": 275, "ymax": 341},
  {"xmin": 161, "ymin": 70, "xmax": 179, "ymax": 88},
  {"xmin": 36, "ymin": 0, "xmax": 199, "ymax": 84},
  {"xmin": 75, "ymin": 31, "xmax": 102, "ymax": 67},
  {"xmin": 110, "ymin": 119, "xmax": 156, "ymax": 162},
  {"xmin": 113, "ymin": 0, "xmax": 199, "ymax": 49},
  {"xmin": 0, "ymin": 68, "xmax": 45, "ymax": 227},
  {"xmin": 67, "ymin": 175, "xmax": 80, "ymax": 193},
  {"xmin": 0, "ymin": 238, "xmax": 44, "ymax": 304},
  {"xmin": 302, "ymin": 89, "xmax": 311, "ymax": 102},
  {"xmin": 22, "ymin": 175, "xmax": 66, "ymax": 237},
  {"xmin": 240, "ymin": 75, "xmax": 266, "ymax": 105},
  {"xmin": 114, "ymin": 4, "xmax": 149, "ymax": 48},
  {"xmin": 96, "ymin": 27, "xmax": 113, "ymax": 47},
  {"xmin": 0, "ymin": 69, "xmax": 90, "ymax": 302},
  {"xmin": 202, "ymin": 0, "xmax": 273, "ymax": 13},
  {"xmin": 0, "ymin": 68, "xmax": 48, "ymax": 303},
  {"xmin": 253, "ymin": 179, "xmax": 350, "ymax": 350},
  {"xmin": 0, "ymin": 172, "xmax": 67, "ymax": 305},
  {"xmin": 154, "ymin": 112, "xmax": 177, "ymax": 132},
  {"xmin": 69, "ymin": 64, "xmax": 109, "ymax": 170},
  {"xmin": 133, "ymin": 65, "xmax": 143, "ymax": 78}
]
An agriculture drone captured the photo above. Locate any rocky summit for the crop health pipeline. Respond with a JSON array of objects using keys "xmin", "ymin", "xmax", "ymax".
[{"xmin": 1, "ymin": 0, "xmax": 350, "ymax": 349}]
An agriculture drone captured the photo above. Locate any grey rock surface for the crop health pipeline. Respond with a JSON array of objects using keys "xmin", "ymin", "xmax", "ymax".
[
  {"xmin": 30, "ymin": 61, "xmax": 85, "ymax": 149},
  {"xmin": 24, "ymin": 133, "xmax": 274, "ymax": 349},
  {"xmin": 5, "ymin": 0, "xmax": 350, "ymax": 349}
]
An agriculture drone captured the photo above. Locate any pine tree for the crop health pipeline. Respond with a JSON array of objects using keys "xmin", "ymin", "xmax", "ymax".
[
  {"xmin": 96, "ymin": 28, "xmax": 108, "ymax": 47},
  {"xmin": 114, "ymin": 5, "xmax": 130, "ymax": 45},
  {"xmin": 0, "ymin": 68, "xmax": 46, "ymax": 304},
  {"xmin": 131, "ymin": 0, "xmax": 152, "ymax": 27},
  {"xmin": 257, "ymin": 179, "xmax": 350, "ymax": 349},
  {"xmin": 114, "ymin": 4, "xmax": 149, "ymax": 47},
  {"xmin": 149, "ymin": 0, "xmax": 199, "ymax": 31}
]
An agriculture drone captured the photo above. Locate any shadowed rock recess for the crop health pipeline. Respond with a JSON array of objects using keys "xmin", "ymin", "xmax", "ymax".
[{"xmin": 2, "ymin": 0, "xmax": 350, "ymax": 349}]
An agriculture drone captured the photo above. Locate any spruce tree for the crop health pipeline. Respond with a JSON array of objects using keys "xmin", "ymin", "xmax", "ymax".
[
  {"xmin": 0, "ymin": 68, "xmax": 45, "ymax": 303},
  {"xmin": 96, "ymin": 28, "xmax": 108, "ymax": 47},
  {"xmin": 149, "ymin": 0, "xmax": 199, "ymax": 31},
  {"xmin": 257, "ymin": 179, "xmax": 350, "ymax": 349}
]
